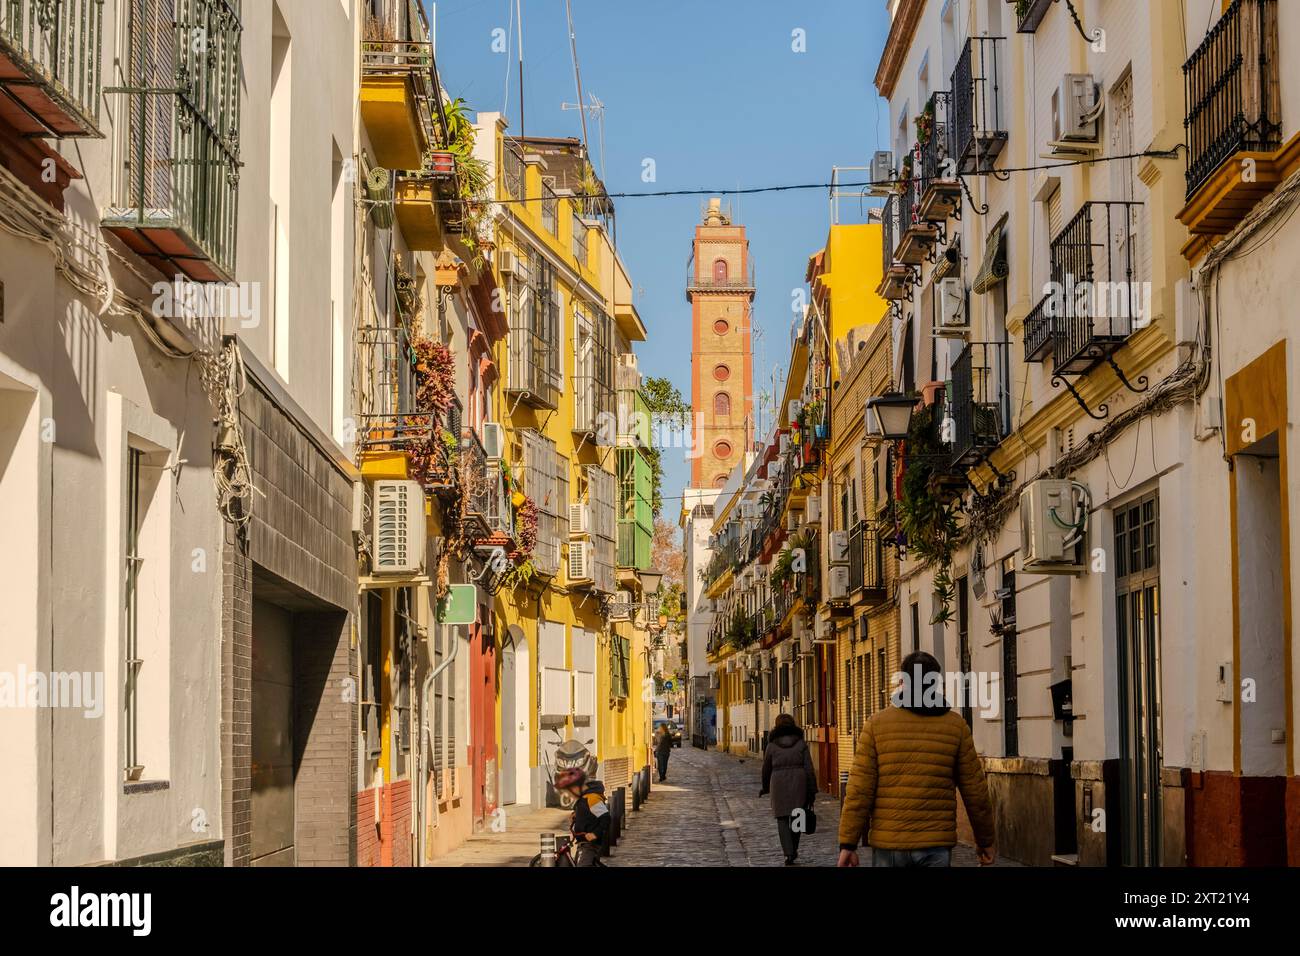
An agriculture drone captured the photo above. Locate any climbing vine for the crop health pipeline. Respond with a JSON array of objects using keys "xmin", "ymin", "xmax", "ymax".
[{"xmin": 898, "ymin": 403, "xmax": 960, "ymax": 624}]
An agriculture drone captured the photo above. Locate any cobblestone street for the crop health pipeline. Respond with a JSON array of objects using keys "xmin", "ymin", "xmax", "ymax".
[{"xmin": 434, "ymin": 745, "xmax": 1018, "ymax": 867}]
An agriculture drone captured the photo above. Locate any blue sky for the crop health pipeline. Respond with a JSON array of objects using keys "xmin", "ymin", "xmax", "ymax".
[{"xmin": 429, "ymin": 0, "xmax": 891, "ymax": 511}]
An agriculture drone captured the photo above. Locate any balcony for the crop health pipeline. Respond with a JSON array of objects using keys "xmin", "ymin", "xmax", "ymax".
[
  {"xmin": 617, "ymin": 384, "xmax": 651, "ymax": 448},
  {"xmin": 847, "ymin": 520, "xmax": 887, "ymax": 604},
  {"xmin": 877, "ymin": 192, "xmax": 912, "ymax": 300},
  {"xmin": 948, "ymin": 341, "xmax": 1008, "ymax": 468},
  {"xmin": 951, "ymin": 36, "xmax": 1007, "ymax": 175},
  {"xmin": 102, "ymin": 0, "xmax": 240, "ymax": 282},
  {"xmin": 1179, "ymin": 0, "xmax": 1282, "ymax": 243},
  {"xmin": 685, "ymin": 262, "xmax": 756, "ymax": 301},
  {"xmin": 394, "ymin": 153, "xmax": 457, "ymax": 249},
  {"xmin": 361, "ymin": 2, "xmax": 445, "ymax": 171},
  {"xmin": 1014, "ymin": 0, "xmax": 1054, "ymax": 34},
  {"xmin": 617, "ymin": 446, "xmax": 653, "ymax": 570},
  {"xmin": 917, "ymin": 91, "xmax": 961, "ymax": 222},
  {"xmin": 462, "ymin": 433, "xmax": 517, "ymax": 547},
  {"xmin": 1025, "ymin": 201, "xmax": 1145, "ymax": 375},
  {"xmin": 0, "ymin": 0, "xmax": 103, "ymax": 137}
]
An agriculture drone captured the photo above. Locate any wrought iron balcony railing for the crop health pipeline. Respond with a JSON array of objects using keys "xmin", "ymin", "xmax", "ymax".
[
  {"xmin": 951, "ymin": 36, "xmax": 1007, "ymax": 175},
  {"xmin": 917, "ymin": 90, "xmax": 961, "ymax": 221},
  {"xmin": 1049, "ymin": 201, "xmax": 1145, "ymax": 374},
  {"xmin": 0, "ymin": 0, "xmax": 103, "ymax": 136},
  {"xmin": 103, "ymin": 0, "xmax": 241, "ymax": 282},
  {"xmin": 948, "ymin": 340, "xmax": 1009, "ymax": 468},
  {"xmin": 847, "ymin": 520, "xmax": 886, "ymax": 600},
  {"xmin": 1015, "ymin": 0, "xmax": 1054, "ymax": 34},
  {"xmin": 1183, "ymin": 0, "xmax": 1280, "ymax": 199},
  {"xmin": 881, "ymin": 190, "xmax": 903, "ymax": 274}
]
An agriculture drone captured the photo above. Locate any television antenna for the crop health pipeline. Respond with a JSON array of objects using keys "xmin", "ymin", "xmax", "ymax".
[{"xmin": 561, "ymin": 92, "xmax": 607, "ymax": 181}]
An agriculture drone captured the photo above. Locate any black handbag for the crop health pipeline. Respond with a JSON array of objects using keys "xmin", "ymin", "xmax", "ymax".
[{"xmin": 803, "ymin": 805, "xmax": 818, "ymax": 835}]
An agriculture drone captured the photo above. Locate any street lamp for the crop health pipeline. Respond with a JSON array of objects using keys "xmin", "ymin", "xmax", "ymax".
[
  {"xmin": 866, "ymin": 393, "xmax": 916, "ymax": 441},
  {"xmin": 637, "ymin": 570, "xmax": 663, "ymax": 597}
]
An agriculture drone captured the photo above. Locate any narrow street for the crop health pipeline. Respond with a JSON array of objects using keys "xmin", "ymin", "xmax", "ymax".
[{"xmin": 435, "ymin": 746, "xmax": 1017, "ymax": 867}]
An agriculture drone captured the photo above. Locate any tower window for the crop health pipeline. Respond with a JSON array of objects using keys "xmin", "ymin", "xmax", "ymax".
[
  {"xmin": 714, "ymin": 392, "xmax": 731, "ymax": 417},
  {"xmin": 713, "ymin": 259, "xmax": 729, "ymax": 282},
  {"xmin": 713, "ymin": 440, "xmax": 733, "ymax": 459},
  {"xmin": 713, "ymin": 364, "xmax": 731, "ymax": 382},
  {"xmin": 713, "ymin": 318, "xmax": 729, "ymax": 335},
  {"xmin": 713, "ymin": 474, "xmax": 728, "ymax": 488}
]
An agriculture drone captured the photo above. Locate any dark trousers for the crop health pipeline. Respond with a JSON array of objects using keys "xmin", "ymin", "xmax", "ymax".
[
  {"xmin": 656, "ymin": 751, "xmax": 669, "ymax": 780},
  {"xmin": 574, "ymin": 840, "xmax": 603, "ymax": 867},
  {"xmin": 776, "ymin": 816, "xmax": 802, "ymax": 859}
]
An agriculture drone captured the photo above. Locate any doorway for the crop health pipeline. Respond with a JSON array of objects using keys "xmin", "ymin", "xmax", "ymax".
[
  {"xmin": 251, "ymin": 598, "xmax": 295, "ymax": 866},
  {"xmin": 1115, "ymin": 491, "xmax": 1163, "ymax": 866},
  {"xmin": 500, "ymin": 627, "xmax": 530, "ymax": 806}
]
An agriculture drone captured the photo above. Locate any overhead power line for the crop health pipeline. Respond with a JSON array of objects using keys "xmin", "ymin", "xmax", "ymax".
[{"xmin": 450, "ymin": 147, "xmax": 1184, "ymax": 207}]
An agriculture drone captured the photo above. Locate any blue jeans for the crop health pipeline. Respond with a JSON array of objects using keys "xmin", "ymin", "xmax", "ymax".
[{"xmin": 871, "ymin": 847, "xmax": 952, "ymax": 867}]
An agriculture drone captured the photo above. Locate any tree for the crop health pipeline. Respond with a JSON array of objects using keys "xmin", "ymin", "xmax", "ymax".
[{"xmin": 641, "ymin": 376, "xmax": 690, "ymax": 518}]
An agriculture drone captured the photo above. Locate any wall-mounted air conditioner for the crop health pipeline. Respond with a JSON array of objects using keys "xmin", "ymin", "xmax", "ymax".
[
  {"xmin": 788, "ymin": 399, "xmax": 803, "ymax": 425},
  {"xmin": 1020, "ymin": 478, "xmax": 1087, "ymax": 573},
  {"xmin": 868, "ymin": 150, "xmax": 894, "ymax": 196},
  {"xmin": 481, "ymin": 421, "xmax": 505, "ymax": 460},
  {"xmin": 828, "ymin": 530, "xmax": 851, "ymax": 565},
  {"xmin": 804, "ymin": 494, "xmax": 822, "ymax": 527},
  {"xmin": 785, "ymin": 510, "xmax": 802, "ymax": 532},
  {"xmin": 936, "ymin": 279, "xmax": 969, "ymax": 336},
  {"xmin": 709, "ymin": 670, "xmax": 720, "ymax": 689},
  {"xmin": 372, "ymin": 480, "xmax": 426, "ymax": 574},
  {"xmin": 498, "ymin": 249, "xmax": 519, "ymax": 274},
  {"xmin": 779, "ymin": 433, "xmax": 791, "ymax": 455},
  {"xmin": 828, "ymin": 565, "xmax": 851, "ymax": 600},
  {"xmin": 1053, "ymin": 74, "xmax": 1100, "ymax": 143},
  {"xmin": 568, "ymin": 540, "xmax": 592, "ymax": 582},
  {"xmin": 569, "ymin": 503, "xmax": 590, "ymax": 535}
]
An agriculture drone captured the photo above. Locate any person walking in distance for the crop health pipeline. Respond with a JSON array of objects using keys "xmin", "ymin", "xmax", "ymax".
[
  {"xmin": 837, "ymin": 651, "xmax": 996, "ymax": 867},
  {"xmin": 654, "ymin": 723, "xmax": 674, "ymax": 782},
  {"xmin": 760, "ymin": 713, "xmax": 818, "ymax": 865}
]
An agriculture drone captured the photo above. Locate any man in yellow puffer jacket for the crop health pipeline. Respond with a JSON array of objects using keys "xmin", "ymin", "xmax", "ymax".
[{"xmin": 837, "ymin": 651, "xmax": 997, "ymax": 867}]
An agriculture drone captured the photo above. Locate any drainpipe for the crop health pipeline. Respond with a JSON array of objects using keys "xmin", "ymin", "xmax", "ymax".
[{"xmin": 413, "ymin": 611, "xmax": 462, "ymax": 865}]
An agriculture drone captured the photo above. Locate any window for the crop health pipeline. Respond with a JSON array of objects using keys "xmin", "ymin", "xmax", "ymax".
[
  {"xmin": 119, "ymin": 422, "xmax": 172, "ymax": 784},
  {"xmin": 571, "ymin": 211, "xmax": 588, "ymax": 265},
  {"xmin": 610, "ymin": 636, "xmax": 631, "ymax": 699},
  {"xmin": 506, "ymin": 250, "xmax": 561, "ymax": 408},
  {"xmin": 1000, "ymin": 557, "xmax": 1018, "ymax": 757},
  {"xmin": 713, "ymin": 440, "xmax": 732, "ymax": 460},
  {"xmin": 713, "ymin": 363, "xmax": 730, "ymax": 382},
  {"xmin": 364, "ymin": 594, "xmax": 383, "ymax": 761},
  {"xmin": 714, "ymin": 392, "xmax": 731, "ymax": 417},
  {"xmin": 521, "ymin": 429, "xmax": 567, "ymax": 576},
  {"xmin": 502, "ymin": 142, "xmax": 524, "ymax": 198},
  {"xmin": 713, "ymin": 474, "xmax": 728, "ymax": 488},
  {"xmin": 713, "ymin": 318, "xmax": 729, "ymax": 335},
  {"xmin": 573, "ymin": 303, "xmax": 614, "ymax": 435},
  {"xmin": 712, "ymin": 258, "xmax": 729, "ymax": 282},
  {"xmin": 957, "ymin": 576, "xmax": 972, "ymax": 728},
  {"xmin": 779, "ymin": 663, "xmax": 790, "ymax": 699},
  {"xmin": 877, "ymin": 648, "xmax": 887, "ymax": 711},
  {"xmin": 541, "ymin": 179, "xmax": 558, "ymax": 234}
]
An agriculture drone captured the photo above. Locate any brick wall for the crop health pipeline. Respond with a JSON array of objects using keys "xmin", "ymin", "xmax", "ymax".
[
  {"xmin": 222, "ymin": 350, "xmax": 359, "ymax": 866},
  {"xmin": 356, "ymin": 780, "xmax": 413, "ymax": 867}
]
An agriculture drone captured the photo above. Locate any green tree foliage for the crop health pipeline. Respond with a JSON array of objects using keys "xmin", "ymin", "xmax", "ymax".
[{"xmin": 640, "ymin": 376, "xmax": 690, "ymax": 517}]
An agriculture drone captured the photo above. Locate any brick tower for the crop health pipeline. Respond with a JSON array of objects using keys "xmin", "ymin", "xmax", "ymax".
[{"xmin": 688, "ymin": 198, "xmax": 754, "ymax": 488}]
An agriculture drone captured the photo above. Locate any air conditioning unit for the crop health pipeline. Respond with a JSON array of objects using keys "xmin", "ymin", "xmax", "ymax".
[
  {"xmin": 481, "ymin": 421, "xmax": 505, "ymax": 460},
  {"xmin": 1020, "ymin": 478, "xmax": 1087, "ymax": 573},
  {"xmin": 372, "ymin": 480, "xmax": 426, "ymax": 574},
  {"xmin": 868, "ymin": 150, "xmax": 894, "ymax": 196},
  {"xmin": 828, "ymin": 565, "xmax": 851, "ymax": 601},
  {"xmin": 760, "ymin": 650, "xmax": 773, "ymax": 672},
  {"xmin": 569, "ymin": 503, "xmax": 590, "ymax": 535},
  {"xmin": 568, "ymin": 539, "xmax": 592, "ymax": 582},
  {"xmin": 779, "ymin": 433, "xmax": 791, "ymax": 455},
  {"xmin": 498, "ymin": 249, "xmax": 519, "ymax": 274},
  {"xmin": 936, "ymin": 278, "xmax": 969, "ymax": 336},
  {"xmin": 788, "ymin": 399, "xmax": 803, "ymax": 425},
  {"xmin": 804, "ymin": 494, "xmax": 822, "ymax": 527},
  {"xmin": 709, "ymin": 670, "xmax": 720, "ymax": 689},
  {"xmin": 828, "ymin": 530, "xmax": 851, "ymax": 565},
  {"xmin": 797, "ymin": 621, "xmax": 814, "ymax": 657},
  {"xmin": 785, "ymin": 510, "xmax": 802, "ymax": 532},
  {"xmin": 1053, "ymin": 73, "xmax": 1099, "ymax": 142},
  {"xmin": 777, "ymin": 641, "xmax": 793, "ymax": 663},
  {"xmin": 741, "ymin": 502, "xmax": 758, "ymax": 520}
]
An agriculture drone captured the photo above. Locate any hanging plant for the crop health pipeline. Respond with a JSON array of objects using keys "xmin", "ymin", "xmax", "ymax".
[
  {"xmin": 514, "ymin": 495, "xmax": 539, "ymax": 555},
  {"xmin": 413, "ymin": 338, "xmax": 455, "ymax": 419},
  {"xmin": 915, "ymin": 102, "xmax": 935, "ymax": 146},
  {"xmin": 898, "ymin": 403, "xmax": 959, "ymax": 624}
]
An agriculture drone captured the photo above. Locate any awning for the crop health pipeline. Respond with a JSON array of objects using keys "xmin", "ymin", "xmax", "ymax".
[{"xmin": 972, "ymin": 212, "xmax": 1009, "ymax": 294}]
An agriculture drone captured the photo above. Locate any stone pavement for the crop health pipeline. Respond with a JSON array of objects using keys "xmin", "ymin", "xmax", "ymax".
[{"xmin": 432, "ymin": 744, "xmax": 1021, "ymax": 867}]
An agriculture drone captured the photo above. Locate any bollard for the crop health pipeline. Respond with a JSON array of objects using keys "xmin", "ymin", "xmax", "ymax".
[
  {"xmin": 538, "ymin": 832, "xmax": 557, "ymax": 867},
  {"xmin": 632, "ymin": 771, "xmax": 642, "ymax": 811},
  {"xmin": 840, "ymin": 770, "xmax": 850, "ymax": 803}
]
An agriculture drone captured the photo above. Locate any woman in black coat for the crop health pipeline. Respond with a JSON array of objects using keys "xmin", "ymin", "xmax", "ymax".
[{"xmin": 760, "ymin": 713, "xmax": 818, "ymax": 865}]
